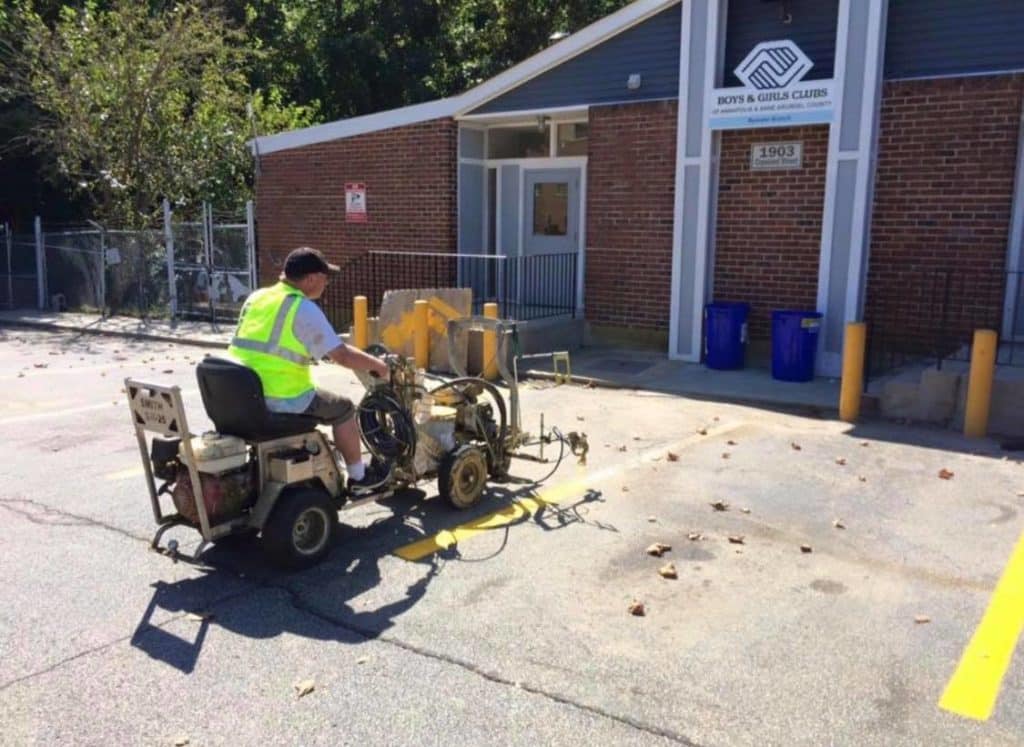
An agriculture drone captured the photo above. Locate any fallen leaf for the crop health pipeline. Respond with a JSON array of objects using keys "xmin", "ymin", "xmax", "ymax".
[
  {"xmin": 835, "ymin": 457, "xmax": 847, "ymax": 466},
  {"xmin": 617, "ymin": 445, "xmax": 627, "ymax": 452},
  {"xmin": 658, "ymin": 562, "xmax": 678, "ymax": 579},
  {"xmin": 791, "ymin": 442, "xmax": 802, "ymax": 451},
  {"xmin": 722, "ymin": 452, "xmax": 731, "ymax": 460},
  {"xmin": 710, "ymin": 501, "xmax": 729, "ymax": 512},
  {"xmin": 860, "ymin": 441, "xmax": 870, "ymax": 447},
  {"xmin": 728, "ymin": 535, "xmax": 745, "ymax": 545},
  {"xmin": 666, "ymin": 451, "xmax": 679, "ymax": 462},
  {"xmin": 800, "ymin": 544, "xmax": 813, "ymax": 554},
  {"xmin": 727, "ymin": 440, "xmax": 738, "ymax": 446},
  {"xmin": 586, "ymin": 380, "xmax": 596, "ymax": 389},
  {"xmin": 293, "ymin": 679, "xmax": 316, "ymax": 698},
  {"xmin": 174, "ymin": 737, "xmax": 190, "ymax": 746},
  {"xmin": 914, "ymin": 615, "xmax": 931, "ymax": 625},
  {"xmin": 185, "ymin": 611, "xmax": 213, "ymax": 622},
  {"xmin": 632, "ymin": 436, "xmax": 642, "ymax": 441},
  {"xmin": 697, "ymin": 427, "xmax": 708, "ymax": 436},
  {"xmin": 622, "ymin": 486, "xmax": 630, "ymax": 493},
  {"xmin": 832, "ymin": 519, "xmax": 846, "ymax": 530},
  {"xmin": 628, "ymin": 600, "xmax": 646, "ymax": 616},
  {"xmin": 33, "ymin": 363, "xmax": 48, "ymax": 369},
  {"xmin": 688, "ymin": 532, "xmax": 703, "ymax": 541},
  {"xmin": 858, "ymin": 476, "xmax": 867, "ymax": 483},
  {"xmin": 163, "ymin": 369, "xmax": 174, "ymax": 374},
  {"xmin": 740, "ymin": 507, "xmax": 751, "ymax": 514},
  {"xmin": 713, "ymin": 416, "xmax": 720, "ymax": 422},
  {"xmin": 357, "ymin": 657, "xmax": 369, "ymax": 665},
  {"xmin": 646, "ymin": 542, "xmax": 672, "ymax": 557},
  {"xmin": 647, "ymin": 515, "xmax": 657, "ymax": 522},
  {"xmin": 938, "ymin": 469, "xmax": 954, "ymax": 480},
  {"xmin": 17, "ymin": 372, "xmax": 24, "ymax": 378}
]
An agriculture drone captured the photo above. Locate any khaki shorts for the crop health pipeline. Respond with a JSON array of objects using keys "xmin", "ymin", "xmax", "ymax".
[{"xmin": 303, "ymin": 389, "xmax": 355, "ymax": 426}]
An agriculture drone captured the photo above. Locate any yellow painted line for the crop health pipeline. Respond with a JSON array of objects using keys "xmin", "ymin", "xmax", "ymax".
[
  {"xmin": 939, "ymin": 530, "xmax": 1024, "ymax": 721},
  {"xmin": 105, "ymin": 466, "xmax": 145, "ymax": 480},
  {"xmin": 395, "ymin": 471, "xmax": 606, "ymax": 561}
]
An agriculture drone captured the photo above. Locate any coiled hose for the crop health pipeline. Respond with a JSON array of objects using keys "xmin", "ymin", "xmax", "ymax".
[{"xmin": 357, "ymin": 387, "xmax": 417, "ymax": 461}]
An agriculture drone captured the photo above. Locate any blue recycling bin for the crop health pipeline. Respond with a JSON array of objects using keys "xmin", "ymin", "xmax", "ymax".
[
  {"xmin": 771, "ymin": 310, "xmax": 823, "ymax": 382},
  {"xmin": 704, "ymin": 302, "xmax": 750, "ymax": 370}
]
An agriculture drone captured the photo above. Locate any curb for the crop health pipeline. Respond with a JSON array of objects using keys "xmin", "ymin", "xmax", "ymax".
[{"xmin": 0, "ymin": 318, "xmax": 230, "ymax": 350}]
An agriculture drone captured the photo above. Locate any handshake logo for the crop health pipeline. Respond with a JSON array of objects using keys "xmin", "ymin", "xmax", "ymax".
[{"xmin": 735, "ymin": 40, "xmax": 813, "ymax": 90}]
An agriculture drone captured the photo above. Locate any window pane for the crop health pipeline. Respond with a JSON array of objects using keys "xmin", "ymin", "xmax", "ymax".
[
  {"xmin": 557, "ymin": 123, "xmax": 589, "ymax": 156},
  {"xmin": 533, "ymin": 183, "xmax": 568, "ymax": 236},
  {"xmin": 487, "ymin": 126, "xmax": 550, "ymax": 159}
]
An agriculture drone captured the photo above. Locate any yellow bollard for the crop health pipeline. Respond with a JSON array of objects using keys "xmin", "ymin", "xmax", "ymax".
[
  {"xmin": 414, "ymin": 299, "xmax": 429, "ymax": 369},
  {"xmin": 964, "ymin": 329, "xmax": 998, "ymax": 438},
  {"xmin": 352, "ymin": 295, "xmax": 368, "ymax": 350},
  {"xmin": 483, "ymin": 302, "xmax": 499, "ymax": 380},
  {"xmin": 839, "ymin": 322, "xmax": 867, "ymax": 422}
]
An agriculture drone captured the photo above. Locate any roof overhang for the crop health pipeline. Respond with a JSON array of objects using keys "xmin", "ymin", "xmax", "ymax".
[{"xmin": 252, "ymin": 0, "xmax": 679, "ymax": 156}]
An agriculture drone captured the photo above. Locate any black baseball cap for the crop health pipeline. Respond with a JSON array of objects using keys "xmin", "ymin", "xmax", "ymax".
[{"xmin": 282, "ymin": 246, "xmax": 340, "ymax": 279}]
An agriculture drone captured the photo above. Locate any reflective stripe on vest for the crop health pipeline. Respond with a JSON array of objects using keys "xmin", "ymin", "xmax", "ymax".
[{"xmin": 229, "ymin": 293, "xmax": 312, "ymax": 365}]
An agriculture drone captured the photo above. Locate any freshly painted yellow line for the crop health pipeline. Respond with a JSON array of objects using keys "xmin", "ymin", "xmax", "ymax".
[
  {"xmin": 105, "ymin": 466, "xmax": 145, "ymax": 480},
  {"xmin": 939, "ymin": 530, "xmax": 1024, "ymax": 721}
]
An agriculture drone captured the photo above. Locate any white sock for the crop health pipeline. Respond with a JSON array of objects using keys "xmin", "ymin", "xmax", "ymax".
[{"xmin": 347, "ymin": 461, "xmax": 366, "ymax": 481}]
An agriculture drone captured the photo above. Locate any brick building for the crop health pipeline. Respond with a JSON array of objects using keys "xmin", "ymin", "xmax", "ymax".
[{"xmin": 253, "ymin": 0, "xmax": 1024, "ymax": 376}]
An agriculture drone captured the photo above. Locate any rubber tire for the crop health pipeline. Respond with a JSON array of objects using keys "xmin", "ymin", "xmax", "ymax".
[
  {"xmin": 438, "ymin": 445, "xmax": 488, "ymax": 510},
  {"xmin": 261, "ymin": 487, "xmax": 338, "ymax": 570}
]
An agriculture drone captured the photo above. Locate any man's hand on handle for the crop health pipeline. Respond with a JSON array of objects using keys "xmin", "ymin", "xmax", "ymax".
[{"xmin": 327, "ymin": 343, "xmax": 389, "ymax": 378}]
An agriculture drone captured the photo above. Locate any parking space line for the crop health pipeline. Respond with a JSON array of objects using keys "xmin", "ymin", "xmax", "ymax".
[
  {"xmin": 939, "ymin": 530, "xmax": 1024, "ymax": 721},
  {"xmin": 105, "ymin": 466, "xmax": 145, "ymax": 480}
]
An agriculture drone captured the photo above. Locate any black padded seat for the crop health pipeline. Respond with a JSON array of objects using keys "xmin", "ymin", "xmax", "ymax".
[{"xmin": 196, "ymin": 357, "xmax": 321, "ymax": 441}]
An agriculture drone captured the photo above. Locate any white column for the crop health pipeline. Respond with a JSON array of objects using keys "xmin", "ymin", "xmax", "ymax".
[
  {"xmin": 163, "ymin": 199, "xmax": 177, "ymax": 319},
  {"xmin": 245, "ymin": 199, "xmax": 257, "ymax": 292},
  {"xmin": 34, "ymin": 216, "xmax": 45, "ymax": 310},
  {"xmin": 815, "ymin": 0, "xmax": 889, "ymax": 375}
]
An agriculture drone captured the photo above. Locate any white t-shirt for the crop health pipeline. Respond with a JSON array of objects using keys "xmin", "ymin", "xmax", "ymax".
[{"xmin": 265, "ymin": 298, "xmax": 345, "ymax": 413}]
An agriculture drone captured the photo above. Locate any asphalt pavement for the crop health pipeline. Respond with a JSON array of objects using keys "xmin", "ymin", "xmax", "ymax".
[{"xmin": 1, "ymin": 327, "xmax": 1023, "ymax": 746}]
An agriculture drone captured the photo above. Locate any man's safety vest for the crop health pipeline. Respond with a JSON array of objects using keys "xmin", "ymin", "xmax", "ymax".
[{"xmin": 227, "ymin": 281, "xmax": 314, "ymax": 405}]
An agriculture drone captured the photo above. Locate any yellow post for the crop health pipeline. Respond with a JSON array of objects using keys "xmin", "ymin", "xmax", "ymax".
[
  {"xmin": 352, "ymin": 295, "xmax": 368, "ymax": 350},
  {"xmin": 414, "ymin": 299, "xmax": 429, "ymax": 369},
  {"xmin": 839, "ymin": 322, "xmax": 867, "ymax": 422},
  {"xmin": 483, "ymin": 302, "xmax": 499, "ymax": 380},
  {"xmin": 964, "ymin": 328, "xmax": 998, "ymax": 438}
]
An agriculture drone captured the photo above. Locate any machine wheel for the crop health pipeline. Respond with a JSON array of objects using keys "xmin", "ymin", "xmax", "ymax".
[
  {"xmin": 261, "ymin": 487, "xmax": 338, "ymax": 570},
  {"xmin": 438, "ymin": 445, "xmax": 488, "ymax": 510}
]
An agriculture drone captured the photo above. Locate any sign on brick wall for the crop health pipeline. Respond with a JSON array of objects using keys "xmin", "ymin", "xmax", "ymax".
[
  {"xmin": 345, "ymin": 183, "xmax": 368, "ymax": 223},
  {"xmin": 750, "ymin": 142, "xmax": 803, "ymax": 170},
  {"xmin": 709, "ymin": 40, "xmax": 834, "ymax": 130}
]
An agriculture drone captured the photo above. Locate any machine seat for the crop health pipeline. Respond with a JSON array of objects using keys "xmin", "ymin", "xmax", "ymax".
[{"xmin": 196, "ymin": 357, "xmax": 321, "ymax": 442}]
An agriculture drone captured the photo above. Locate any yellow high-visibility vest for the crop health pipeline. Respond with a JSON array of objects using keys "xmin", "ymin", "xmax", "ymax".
[{"xmin": 227, "ymin": 281, "xmax": 314, "ymax": 403}]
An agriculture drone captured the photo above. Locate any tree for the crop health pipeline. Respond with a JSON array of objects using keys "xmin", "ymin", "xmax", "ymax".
[{"xmin": 1, "ymin": 1, "xmax": 315, "ymax": 227}]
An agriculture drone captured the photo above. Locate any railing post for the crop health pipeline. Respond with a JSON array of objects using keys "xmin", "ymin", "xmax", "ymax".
[
  {"xmin": 5, "ymin": 223, "xmax": 13, "ymax": 310},
  {"xmin": 245, "ymin": 200, "xmax": 257, "ymax": 293},
  {"xmin": 164, "ymin": 199, "xmax": 177, "ymax": 319},
  {"xmin": 34, "ymin": 216, "xmax": 45, "ymax": 310}
]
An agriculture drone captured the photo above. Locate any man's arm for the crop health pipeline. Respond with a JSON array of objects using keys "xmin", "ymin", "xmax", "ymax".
[{"xmin": 328, "ymin": 344, "xmax": 388, "ymax": 378}]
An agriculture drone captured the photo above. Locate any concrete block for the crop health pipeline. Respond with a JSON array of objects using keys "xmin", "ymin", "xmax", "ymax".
[
  {"xmin": 913, "ymin": 367, "xmax": 962, "ymax": 425},
  {"xmin": 376, "ymin": 289, "xmax": 471, "ymax": 371}
]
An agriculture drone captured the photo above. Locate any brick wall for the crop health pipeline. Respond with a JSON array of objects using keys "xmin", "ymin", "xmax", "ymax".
[
  {"xmin": 255, "ymin": 118, "xmax": 457, "ymax": 284},
  {"xmin": 713, "ymin": 125, "xmax": 829, "ymax": 340},
  {"xmin": 585, "ymin": 100, "xmax": 677, "ymax": 331},
  {"xmin": 865, "ymin": 74, "xmax": 1022, "ymax": 350}
]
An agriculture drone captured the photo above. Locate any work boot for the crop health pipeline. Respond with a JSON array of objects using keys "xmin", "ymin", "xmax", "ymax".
[{"xmin": 347, "ymin": 459, "xmax": 391, "ymax": 496}]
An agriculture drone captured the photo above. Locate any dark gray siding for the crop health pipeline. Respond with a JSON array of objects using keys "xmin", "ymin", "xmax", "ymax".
[
  {"xmin": 470, "ymin": 3, "xmax": 681, "ymax": 115},
  {"xmin": 722, "ymin": 0, "xmax": 839, "ymax": 87},
  {"xmin": 885, "ymin": 0, "xmax": 1024, "ymax": 80}
]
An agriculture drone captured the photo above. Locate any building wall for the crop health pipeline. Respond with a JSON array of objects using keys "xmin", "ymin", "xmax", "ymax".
[
  {"xmin": 712, "ymin": 125, "xmax": 830, "ymax": 340},
  {"xmin": 255, "ymin": 118, "xmax": 457, "ymax": 283},
  {"xmin": 865, "ymin": 74, "xmax": 1023, "ymax": 347},
  {"xmin": 585, "ymin": 100, "xmax": 678, "ymax": 332}
]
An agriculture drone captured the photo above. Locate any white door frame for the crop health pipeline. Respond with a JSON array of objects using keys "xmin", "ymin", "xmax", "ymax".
[{"xmin": 1003, "ymin": 95, "xmax": 1024, "ymax": 341}]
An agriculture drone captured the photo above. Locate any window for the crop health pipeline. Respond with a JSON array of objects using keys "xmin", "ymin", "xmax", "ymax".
[
  {"xmin": 556, "ymin": 123, "xmax": 589, "ymax": 156},
  {"xmin": 533, "ymin": 183, "xmax": 569, "ymax": 236},
  {"xmin": 487, "ymin": 126, "xmax": 550, "ymax": 159}
]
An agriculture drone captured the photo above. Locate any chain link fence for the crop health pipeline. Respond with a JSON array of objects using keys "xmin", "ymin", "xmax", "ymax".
[{"xmin": 3, "ymin": 202, "xmax": 255, "ymax": 323}]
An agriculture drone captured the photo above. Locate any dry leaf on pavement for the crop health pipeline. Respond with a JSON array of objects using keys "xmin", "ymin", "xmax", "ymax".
[
  {"xmin": 800, "ymin": 544, "xmax": 813, "ymax": 553},
  {"xmin": 832, "ymin": 519, "xmax": 846, "ymax": 529},
  {"xmin": 858, "ymin": 476, "xmax": 867, "ymax": 482},
  {"xmin": 667, "ymin": 451, "xmax": 679, "ymax": 462},
  {"xmin": 791, "ymin": 442, "xmax": 802, "ymax": 451},
  {"xmin": 618, "ymin": 445, "xmax": 627, "ymax": 452},
  {"xmin": 646, "ymin": 542, "xmax": 672, "ymax": 557},
  {"xmin": 622, "ymin": 486, "xmax": 630, "ymax": 492},
  {"xmin": 185, "ymin": 611, "xmax": 213, "ymax": 622},
  {"xmin": 33, "ymin": 363, "xmax": 47, "ymax": 368},
  {"xmin": 727, "ymin": 535, "xmax": 745, "ymax": 545},
  {"xmin": 658, "ymin": 562, "xmax": 678, "ymax": 579},
  {"xmin": 710, "ymin": 500, "xmax": 729, "ymax": 511},
  {"xmin": 688, "ymin": 532, "xmax": 703, "ymax": 541},
  {"xmin": 722, "ymin": 452, "xmax": 731, "ymax": 460},
  {"xmin": 647, "ymin": 515, "xmax": 657, "ymax": 522},
  {"xmin": 835, "ymin": 457, "xmax": 847, "ymax": 466},
  {"xmin": 740, "ymin": 507, "xmax": 751, "ymax": 514},
  {"xmin": 727, "ymin": 440, "xmax": 738, "ymax": 446},
  {"xmin": 628, "ymin": 600, "xmax": 646, "ymax": 616},
  {"xmin": 697, "ymin": 427, "xmax": 708, "ymax": 436},
  {"xmin": 174, "ymin": 737, "xmax": 190, "ymax": 746},
  {"xmin": 939, "ymin": 469, "xmax": 954, "ymax": 480},
  {"xmin": 914, "ymin": 615, "xmax": 931, "ymax": 624},
  {"xmin": 861, "ymin": 441, "xmax": 870, "ymax": 447},
  {"xmin": 293, "ymin": 679, "xmax": 316, "ymax": 698}
]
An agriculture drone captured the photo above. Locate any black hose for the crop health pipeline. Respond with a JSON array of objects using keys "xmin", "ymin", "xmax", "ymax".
[{"xmin": 358, "ymin": 387, "xmax": 417, "ymax": 461}]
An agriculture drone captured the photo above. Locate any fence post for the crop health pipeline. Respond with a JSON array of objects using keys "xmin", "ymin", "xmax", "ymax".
[
  {"xmin": 839, "ymin": 322, "xmax": 867, "ymax": 422},
  {"xmin": 164, "ymin": 199, "xmax": 177, "ymax": 319},
  {"xmin": 203, "ymin": 202, "xmax": 216, "ymax": 323},
  {"xmin": 245, "ymin": 200, "xmax": 257, "ymax": 292},
  {"xmin": 34, "ymin": 216, "xmax": 45, "ymax": 310},
  {"xmin": 5, "ymin": 223, "xmax": 12, "ymax": 310},
  {"xmin": 353, "ymin": 295, "xmax": 368, "ymax": 349},
  {"xmin": 414, "ymin": 299, "xmax": 429, "ymax": 369},
  {"xmin": 964, "ymin": 329, "xmax": 998, "ymax": 438},
  {"xmin": 483, "ymin": 302, "xmax": 499, "ymax": 380}
]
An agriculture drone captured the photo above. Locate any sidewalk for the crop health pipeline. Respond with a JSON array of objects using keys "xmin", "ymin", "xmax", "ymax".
[{"xmin": 0, "ymin": 309, "xmax": 842, "ymax": 413}]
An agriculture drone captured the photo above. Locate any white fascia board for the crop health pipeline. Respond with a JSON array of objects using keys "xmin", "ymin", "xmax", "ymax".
[
  {"xmin": 457, "ymin": 104, "xmax": 590, "ymax": 125},
  {"xmin": 254, "ymin": 96, "xmax": 465, "ymax": 155},
  {"xmin": 455, "ymin": 0, "xmax": 680, "ymax": 116}
]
